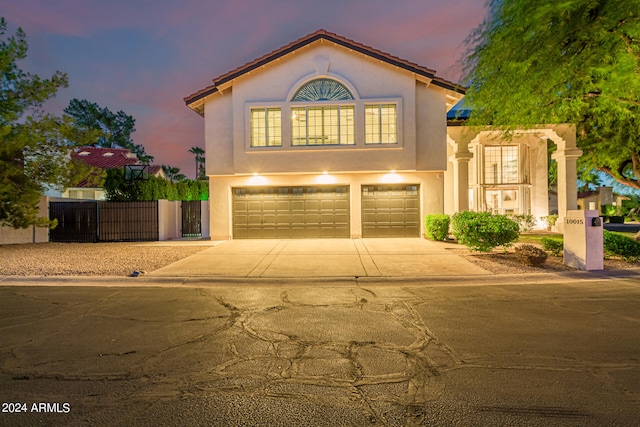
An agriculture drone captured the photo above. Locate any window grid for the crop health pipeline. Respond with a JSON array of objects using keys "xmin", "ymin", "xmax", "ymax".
[
  {"xmin": 291, "ymin": 106, "xmax": 354, "ymax": 146},
  {"xmin": 484, "ymin": 146, "xmax": 518, "ymax": 184},
  {"xmin": 365, "ymin": 104, "xmax": 397, "ymax": 144},
  {"xmin": 251, "ymin": 108, "xmax": 282, "ymax": 147}
]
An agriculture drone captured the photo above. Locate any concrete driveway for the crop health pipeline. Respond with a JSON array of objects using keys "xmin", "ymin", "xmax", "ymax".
[{"xmin": 148, "ymin": 238, "xmax": 492, "ymax": 278}]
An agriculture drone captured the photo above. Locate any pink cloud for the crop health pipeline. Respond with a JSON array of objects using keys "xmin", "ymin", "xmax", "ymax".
[{"xmin": 4, "ymin": 0, "xmax": 488, "ymax": 178}]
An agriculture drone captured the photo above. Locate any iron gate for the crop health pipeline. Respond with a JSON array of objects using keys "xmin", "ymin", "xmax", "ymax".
[
  {"xmin": 181, "ymin": 201, "xmax": 202, "ymax": 237},
  {"xmin": 49, "ymin": 202, "xmax": 98, "ymax": 243},
  {"xmin": 50, "ymin": 201, "xmax": 159, "ymax": 242}
]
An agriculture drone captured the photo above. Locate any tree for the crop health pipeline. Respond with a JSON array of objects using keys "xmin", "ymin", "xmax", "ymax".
[
  {"xmin": 0, "ymin": 17, "xmax": 94, "ymax": 228},
  {"xmin": 188, "ymin": 146, "xmax": 205, "ymax": 180},
  {"xmin": 64, "ymin": 98, "xmax": 154, "ymax": 164},
  {"xmin": 161, "ymin": 165, "xmax": 186, "ymax": 183},
  {"xmin": 461, "ymin": 0, "xmax": 640, "ymax": 189}
]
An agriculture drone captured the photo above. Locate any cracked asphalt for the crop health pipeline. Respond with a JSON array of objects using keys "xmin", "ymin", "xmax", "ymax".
[{"xmin": 1, "ymin": 277, "xmax": 640, "ymax": 426}]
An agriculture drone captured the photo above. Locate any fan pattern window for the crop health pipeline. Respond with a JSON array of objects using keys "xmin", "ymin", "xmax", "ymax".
[{"xmin": 292, "ymin": 78, "xmax": 354, "ymax": 101}]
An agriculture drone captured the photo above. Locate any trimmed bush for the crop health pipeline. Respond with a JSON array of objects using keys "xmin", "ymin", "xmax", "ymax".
[
  {"xmin": 509, "ymin": 214, "xmax": 536, "ymax": 232},
  {"xmin": 451, "ymin": 211, "xmax": 520, "ymax": 252},
  {"xmin": 515, "ymin": 244, "xmax": 548, "ymax": 266},
  {"xmin": 603, "ymin": 230, "xmax": 640, "ymax": 262},
  {"xmin": 543, "ymin": 214, "xmax": 559, "ymax": 228},
  {"xmin": 424, "ymin": 214, "xmax": 450, "ymax": 241},
  {"xmin": 541, "ymin": 237, "xmax": 564, "ymax": 257}
]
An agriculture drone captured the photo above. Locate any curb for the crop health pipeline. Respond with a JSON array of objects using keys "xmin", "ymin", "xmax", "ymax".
[{"xmin": 1, "ymin": 268, "xmax": 638, "ymax": 288}]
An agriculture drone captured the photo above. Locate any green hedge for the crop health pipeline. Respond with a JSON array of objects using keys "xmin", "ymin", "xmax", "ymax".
[
  {"xmin": 603, "ymin": 230, "xmax": 640, "ymax": 262},
  {"xmin": 104, "ymin": 168, "xmax": 209, "ymax": 201},
  {"xmin": 451, "ymin": 211, "xmax": 520, "ymax": 252},
  {"xmin": 424, "ymin": 214, "xmax": 450, "ymax": 241}
]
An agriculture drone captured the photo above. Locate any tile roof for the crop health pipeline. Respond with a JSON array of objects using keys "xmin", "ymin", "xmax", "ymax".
[
  {"xmin": 72, "ymin": 146, "xmax": 140, "ymax": 169},
  {"xmin": 70, "ymin": 147, "xmax": 165, "ymax": 188},
  {"xmin": 184, "ymin": 29, "xmax": 466, "ymax": 111}
]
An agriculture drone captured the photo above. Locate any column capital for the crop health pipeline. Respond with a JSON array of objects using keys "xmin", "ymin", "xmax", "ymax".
[
  {"xmin": 455, "ymin": 151, "xmax": 473, "ymax": 161},
  {"xmin": 551, "ymin": 148, "xmax": 583, "ymax": 160}
]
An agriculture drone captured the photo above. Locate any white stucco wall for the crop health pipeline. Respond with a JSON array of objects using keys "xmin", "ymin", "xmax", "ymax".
[
  {"xmin": 203, "ymin": 42, "xmax": 448, "ymax": 176},
  {"xmin": 208, "ymin": 171, "xmax": 442, "ymax": 240},
  {"xmin": 0, "ymin": 197, "xmax": 50, "ymax": 245}
]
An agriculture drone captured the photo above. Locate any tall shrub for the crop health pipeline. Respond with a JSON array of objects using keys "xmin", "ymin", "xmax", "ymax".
[
  {"xmin": 424, "ymin": 214, "xmax": 450, "ymax": 241},
  {"xmin": 451, "ymin": 211, "xmax": 520, "ymax": 252},
  {"xmin": 104, "ymin": 168, "xmax": 209, "ymax": 201},
  {"xmin": 603, "ymin": 230, "xmax": 640, "ymax": 262}
]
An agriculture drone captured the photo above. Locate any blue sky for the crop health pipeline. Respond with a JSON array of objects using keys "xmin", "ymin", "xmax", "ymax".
[{"xmin": 2, "ymin": 0, "xmax": 486, "ymax": 178}]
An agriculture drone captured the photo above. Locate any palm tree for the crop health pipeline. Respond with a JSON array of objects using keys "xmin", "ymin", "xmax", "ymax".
[{"xmin": 188, "ymin": 147, "xmax": 206, "ymax": 180}]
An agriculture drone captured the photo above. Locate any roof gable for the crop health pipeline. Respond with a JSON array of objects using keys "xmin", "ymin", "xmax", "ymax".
[{"xmin": 184, "ymin": 29, "xmax": 465, "ymax": 114}]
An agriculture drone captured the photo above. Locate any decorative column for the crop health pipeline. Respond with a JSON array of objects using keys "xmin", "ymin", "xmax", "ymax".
[
  {"xmin": 551, "ymin": 147, "xmax": 582, "ymax": 233},
  {"xmin": 454, "ymin": 151, "xmax": 473, "ymax": 212}
]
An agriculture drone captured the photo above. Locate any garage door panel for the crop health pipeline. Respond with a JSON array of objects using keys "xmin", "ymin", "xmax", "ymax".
[
  {"xmin": 276, "ymin": 200, "xmax": 291, "ymax": 210},
  {"xmin": 335, "ymin": 200, "xmax": 349, "ymax": 210},
  {"xmin": 305, "ymin": 200, "xmax": 319, "ymax": 210},
  {"xmin": 405, "ymin": 199, "xmax": 420, "ymax": 209},
  {"xmin": 389, "ymin": 212, "xmax": 407, "ymax": 223},
  {"xmin": 390, "ymin": 199, "xmax": 406, "ymax": 209},
  {"xmin": 233, "ymin": 186, "xmax": 350, "ymax": 238},
  {"xmin": 334, "ymin": 213, "xmax": 349, "ymax": 224},
  {"xmin": 405, "ymin": 212, "xmax": 420, "ymax": 222},
  {"xmin": 276, "ymin": 213, "xmax": 291, "ymax": 224},
  {"xmin": 247, "ymin": 215, "xmax": 262, "ymax": 226},
  {"xmin": 306, "ymin": 213, "xmax": 320, "ymax": 223},
  {"xmin": 362, "ymin": 184, "xmax": 420, "ymax": 238}
]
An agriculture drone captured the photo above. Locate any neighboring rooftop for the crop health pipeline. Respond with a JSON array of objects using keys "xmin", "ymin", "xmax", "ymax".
[
  {"xmin": 70, "ymin": 147, "xmax": 165, "ymax": 188},
  {"xmin": 446, "ymin": 98, "xmax": 473, "ymax": 125},
  {"xmin": 185, "ymin": 29, "xmax": 466, "ymax": 115},
  {"xmin": 72, "ymin": 146, "xmax": 140, "ymax": 169}
]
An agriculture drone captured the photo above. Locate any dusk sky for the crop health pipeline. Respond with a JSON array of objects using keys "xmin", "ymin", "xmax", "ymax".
[{"xmin": 2, "ymin": 0, "xmax": 487, "ymax": 178}]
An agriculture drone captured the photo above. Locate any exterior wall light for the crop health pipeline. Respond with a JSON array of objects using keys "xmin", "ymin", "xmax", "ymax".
[
  {"xmin": 316, "ymin": 171, "xmax": 336, "ymax": 184},
  {"xmin": 248, "ymin": 173, "xmax": 268, "ymax": 185},
  {"xmin": 381, "ymin": 171, "xmax": 403, "ymax": 184}
]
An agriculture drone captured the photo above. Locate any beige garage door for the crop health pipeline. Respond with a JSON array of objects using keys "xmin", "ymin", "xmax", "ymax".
[
  {"xmin": 233, "ymin": 186, "xmax": 350, "ymax": 238},
  {"xmin": 361, "ymin": 184, "xmax": 420, "ymax": 237}
]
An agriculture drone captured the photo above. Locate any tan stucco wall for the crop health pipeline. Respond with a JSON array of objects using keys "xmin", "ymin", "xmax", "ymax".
[
  {"xmin": 416, "ymin": 83, "xmax": 448, "ymax": 171},
  {"xmin": 208, "ymin": 171, "xmax": 442, "ymax": 240},
  {"xmin": 205, "ymin": 92, "xmax": 234, "ymax": 175}
]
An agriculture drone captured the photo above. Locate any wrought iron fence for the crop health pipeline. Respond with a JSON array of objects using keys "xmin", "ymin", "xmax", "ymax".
[{"xmin": 50, "ymin": 201, "xmax": 159, "ymax": 242}]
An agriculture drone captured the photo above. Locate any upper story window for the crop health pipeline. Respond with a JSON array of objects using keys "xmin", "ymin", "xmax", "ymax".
[
  {"xmin": 365, "ymin": 104, "xmax": 397, "ymax": 144},
  {"xmin": 291, "ymin": 106, "xmax": 355, "ymax": 146},
  {"xmin": 292, "ymin": 78, "xmax": 354, "ymax": 101},
  {"xmin": 290, "ymin": 78, "xmax": 355, "ymax": 146},
  {"xmin": 484, "ymin": 145, "xmax": 519, "ymax": 184},
  {"xmin": 251, "ymin": 108, "xmax": 282, "ymax": 147}
]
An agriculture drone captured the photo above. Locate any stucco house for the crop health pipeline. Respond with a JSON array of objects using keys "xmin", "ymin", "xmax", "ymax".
[
  {"xmin": 60, "ymin": 147, "xmax": 164, "ymax": 200},
  {"xmin": 185, "ymin": 29, "xmax": 580, "ymax": 239}
]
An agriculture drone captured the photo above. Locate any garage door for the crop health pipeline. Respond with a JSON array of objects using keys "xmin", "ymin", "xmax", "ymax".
[
  {"xmin": 233, "ymin": 186, "xmax": 350, "ymax": 238},
  {"xmin": 362, "ymin": 184, "xmax": 420, "ymax": 237}
]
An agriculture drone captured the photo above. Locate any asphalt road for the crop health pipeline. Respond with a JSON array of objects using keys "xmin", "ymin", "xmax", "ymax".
[{"xmin": 1, "ymin": 277, "xmax": 640, "ymax": 426}]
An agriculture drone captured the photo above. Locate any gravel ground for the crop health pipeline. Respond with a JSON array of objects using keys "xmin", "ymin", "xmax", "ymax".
[
  {"xmin": 0, "ymin": 242, "xmax": 210, "ymax": 276},
  {"xmin": 464, "ymin": 251, "xmax": 638, "ymax": 274}
]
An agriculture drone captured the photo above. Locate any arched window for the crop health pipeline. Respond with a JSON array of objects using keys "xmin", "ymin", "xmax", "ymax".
[{"xmin": 291, "ymin": 78, "xmax": 354, "ymax": 102}]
